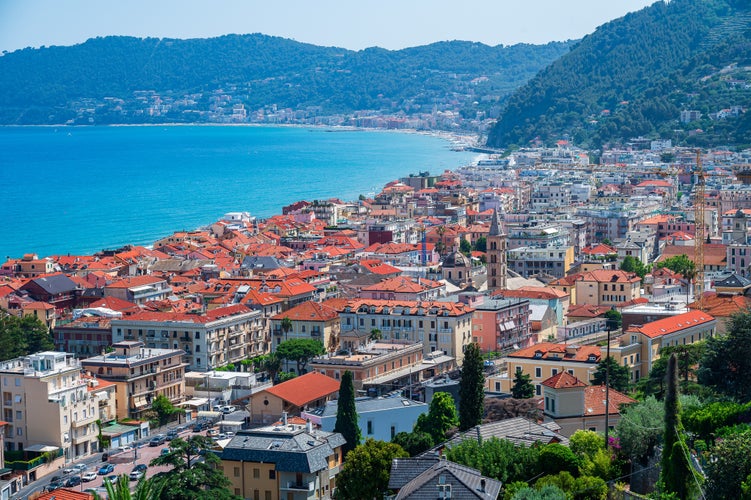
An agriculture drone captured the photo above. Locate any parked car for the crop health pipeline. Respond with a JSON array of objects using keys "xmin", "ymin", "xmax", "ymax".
[
  {"xmin": 98, "ymin": 464, "xmax": 115, "ymax": 475},
  {"xmin": 166, "ymin": 429, "xmax": 179, "ymax": 440},
  {"xmin": 64, "ymin": 476, "xmax": 82, "ymax": 487},
  {"xmin": 221, "ymin": 405, "xmax": 236, "ymax": 414},
  {"xmin": 130, "ymin": 464, "xmax": 147, "ymax": 481},
  {"xmin": 161, "ymin": 448, "xmax": 171, "ymax": 456},
  {"xmin": 149, "ymin": 434, "xmax": 166, "ymax": 447},
  {"xmin": 117, "ymin": 445, "xmax": 133, "ymax": 452},
  {"xmin": 207, "ymin": 428, "xmax": 219, "ymax": 437},
  {"xmin": 62, "ymin": 467, "xmax": 76, "ymax": 475},
  {"xmin": 82, "ymin": 471, "xmax": 98, "ymax": 482}
]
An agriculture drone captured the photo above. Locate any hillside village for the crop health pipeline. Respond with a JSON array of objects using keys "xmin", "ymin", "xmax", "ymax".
[{"xmin": 4, "ymin": 142, "xmax": 751, "ymax": 498}]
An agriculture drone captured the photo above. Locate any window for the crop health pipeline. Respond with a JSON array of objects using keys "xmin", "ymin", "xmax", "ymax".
[
  {"xmin": 253, "ymin": 468, "xmax": 260, "ymax": 479},
  {"xmin": 16, "ymin": 428, "xmax": 22, "ymax": 436},
  {"xmin": 535, "ymin": 385, "xmax": 541, "ymax": 396},
  {"xmin": 195, "ymin": 332, "xmax": 200, "ymax": 340},
  {"xmin": 233, "ymin": 467, "xmax": 240, "ymax": 477},
  {"xmin": 535, "ymin": 367, "xmax": 541, "ymax": 378},
  {"xmin": 367, "ymin": 420, "xmax": 373, "ymax": 435},
  {"xmin": 551, "ymin": 369, "xmax": 558, "ymax": 377},
  {"xmin": 14, "ymin": 378, "xmax": 20, "ymax": 387},
  {"xmin": 15, "ymin": 411, "xmax": 21, "ymax": 420},
  {"xmin": 391, "ymin": 425, "xmax": 396, "ymax": 439},
  {"xmin": 268, "ymin": 470, "xmax": 276, "ymax": 480}
]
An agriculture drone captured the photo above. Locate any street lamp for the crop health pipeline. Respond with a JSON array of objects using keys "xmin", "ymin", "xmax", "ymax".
[{"xmin": 603, "ymin": 306, "xmax": 617, "ymax": 447}]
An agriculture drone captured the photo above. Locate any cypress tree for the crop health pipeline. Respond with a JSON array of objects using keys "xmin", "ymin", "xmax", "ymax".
[
  {"xmin": 459, "ymin": 343, "xmax": 485, "ymax": 431},
  {"xmin": 334, "ymin": 370, "xmax": 361, "ymax": 457},
  {"xmin": 659, "ymin": 353, "xmax": 697, "ymax": 499}
]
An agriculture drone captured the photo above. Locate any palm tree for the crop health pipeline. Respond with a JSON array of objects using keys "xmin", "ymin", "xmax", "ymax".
[
  {"xmin": 94, "ymin": 474, "xmax": 163, "ymax": 500},
  {"xmin": 280, "ymin": 316, "xmax": 293, "ymax": 341}
]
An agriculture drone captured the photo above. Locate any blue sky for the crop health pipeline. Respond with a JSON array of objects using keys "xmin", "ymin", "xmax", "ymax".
[{"xmin": 0, "ymin": 0, "xmax": 656, "ymax": 53}]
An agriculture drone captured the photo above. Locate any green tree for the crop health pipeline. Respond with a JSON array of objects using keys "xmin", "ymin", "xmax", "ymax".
[
  {"xmin": 705, "ymin": 431, "xmax": 751, "ymax": 499},
  {"xmin": 149, "ymin": 435, "xmax": 238, "ymax": 500},
  {"xmin": 698, "ymin": 310, "xmax": 751, "ymax": 401},
  {"xmin": 683, "ymin": 401, "xmax": 750, "ymax": 444},
  {"xmin": 473, "ymin": 236, "xmax": 487, "ymax": 253},
  {"xmin": 334, "ymin": 439, "xmax": 408, "ymax": 500},
  {"xmin": 369, "ymin": 328, "xmax": 382, "ymax": 341},
  {"xmin": 603, "ymin": 309, "xmax": 622, "ymax": 331},
  {"xmin": 414, "ymin": 392, "xmax": 458, "ymax": 445},
  {"xmin": 662, "ymin": 343, "xmax": 705, "ymax": 383},
  {"xmin": 459, "ymin": 343, "xmax": 485, "ymax": 431},
  {"xmin": 536, "ymin": 471, "xmax": 608, "ymax": 500},
  {"xmin": 261, "ymin": 352, "xmax": 282, "ymax": 383},
  {"xmin": 659, "ymin": 354, "xmax": 697, "ymax": 499},
  {"xmin": 459, "ymin": 238, "xmax": 472, "ymax": 255},
  {"xmin": 615, "ymin": 396, "xmax": 664, "ymax": 464},
  {"xmin": 620, "ymin": 256, "xmax": 649, "ymax": 279},
  {"xmin": 94, "ymin": 474, "xmax": 164, "ymax": 500},
  {"xmin": 511, "ymin": 485, "xmax": 568, "ymax": 500},
  {"xmin": 391, "ymin": 431, "xmax": 433, "ymax": 456},
  {"xmin": 333, "ymin": 370, "xmax": 361, "ymax": 457},
  {"xmin": 149, "ymin": 394, "xmax": 179, "ymax": 427},
  {"xmin": 275, "ymin": 338, "xmax": 325, "ymax": 375},
  {"xmin": 0, "ymin": 311, "xmax": 53, "ymax": 361},
  {"xmin": 511, "ymin": 368, "xmax": 535, "ymax": 399},
  {"xmin": 656, "ymin": 254, "xmax": 696, "ymax": 302},
  {"xmin": 280, "ymin": 316, "xmax": 293, "ymax": 340},
  {"xmin": 446, "ymin": 436, "xmax": 541, "ymax": 484},
  {"xmin": 538, "ymin": 443, "xmax": 581, "ymax": 477},
  {"xmin": 591, "ymin": 356, "xmax": 630, "ymax": 393},
  {"xmin": 569, "ymin": 430, "xmax": 605, "ymax": 462}
]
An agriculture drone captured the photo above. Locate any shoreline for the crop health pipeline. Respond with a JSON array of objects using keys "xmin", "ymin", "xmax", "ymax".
[{"xmin": 1, "ymin": 125, "xmax": 479, "ymax": 259}]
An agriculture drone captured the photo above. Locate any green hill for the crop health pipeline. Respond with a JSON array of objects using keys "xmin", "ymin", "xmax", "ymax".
[
  {"xmin": 0, "ymin": 34, "xmax": 572, "ymax": 126},
  {"xmin": 487, "ymin": 0, "xmax": 751, "ymax": 150}
]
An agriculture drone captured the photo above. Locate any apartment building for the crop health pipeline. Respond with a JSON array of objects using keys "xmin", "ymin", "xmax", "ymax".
[
  {"xmin": 0, "ymin": 352, "xmax": 99, "ymax": 461},
  {"xmin": 471, "ymin": 297, "xmax": 532, "ymax": 352},
  {"xmin": 111, "ymin": 304, "xmax": 265, "ymax": 371},
  {"xmin": 219, "ymin": 419, "xmax": 345, "ymax": 500},
  {"xmin": 336, "ymin": 299, "xmax": 474, "ymax": 365},
  {"xmin": 574, "ymin": 270, "xmax": 641, "ymax": 307},
  {"xmin": 103, "ymin": 275, "xmax": 172, "ymax": 305},
  {"xmin": 506, "ymin": 245, "xmax": 575, "ymax": 279},
  {"xmin": 81, "ymin": 341, "xmax": 186, "ymax": 420}
]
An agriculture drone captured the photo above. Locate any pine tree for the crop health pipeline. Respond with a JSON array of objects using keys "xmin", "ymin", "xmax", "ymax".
[
  {"xmin": 459, "ymin": 343, "xmax": 485, "ymax": 431},
  {"xmin": 334, "ymin": 370, "xmax": 361, "ymax": 457},
  {"xmin": 511, "ymin": 368, "xmax": 535, "ymax": 399}
]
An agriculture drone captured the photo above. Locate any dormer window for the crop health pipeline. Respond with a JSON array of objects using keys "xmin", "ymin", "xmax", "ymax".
[
  {"xmin": 587, "ymin": 354, "xmax": 597, "ymax": 362},
  {"xmin": 534, "ymin": 351, "xmax": 543, "ymax": 359}
]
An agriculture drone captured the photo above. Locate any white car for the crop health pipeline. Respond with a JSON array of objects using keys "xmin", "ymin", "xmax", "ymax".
[
  {"xmin": 62, "ymin": 467, "xmax": 76, "ymax": 475},
  {"xmin": 73, "ymin": 464, "xmax": 88, "ymax": 473},
  {"xmin": 82, "ymin": 471, "xmax": 97, "ymax": 482},
  {"xmin": 117, "ymin": 445, "xmax": 133, "ymax": 452}
]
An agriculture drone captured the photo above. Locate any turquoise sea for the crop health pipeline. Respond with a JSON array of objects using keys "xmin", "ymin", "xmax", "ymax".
[{"xmin": 0, "ymin": 126, "xmax": 476, "ymax": 259}]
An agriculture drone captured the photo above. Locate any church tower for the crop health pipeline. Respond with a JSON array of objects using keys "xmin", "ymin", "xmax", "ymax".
[{"xmin": 486, "ymin": 208, "xmax": 507, "ymax": 291}]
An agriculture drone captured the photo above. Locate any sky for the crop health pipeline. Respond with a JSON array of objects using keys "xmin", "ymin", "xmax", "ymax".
[{"xmin": 0, "ymin": 0, "xmax": 657, "ymax": 54}]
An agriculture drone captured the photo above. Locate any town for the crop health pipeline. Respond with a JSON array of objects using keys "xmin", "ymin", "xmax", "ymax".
[{"xmin": 3, "ymin": 140, "xmax": 751, "ymax": 499}]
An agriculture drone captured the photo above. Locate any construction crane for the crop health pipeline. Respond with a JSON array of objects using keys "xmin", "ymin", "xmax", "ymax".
[{"xmin": 694, "ymin": 150, "xmax": 705, "ymax": 311}]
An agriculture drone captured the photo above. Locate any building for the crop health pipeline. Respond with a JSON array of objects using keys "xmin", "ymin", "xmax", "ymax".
[
  {"xmin": 506, "ymin": 245, "xmax": 575, "ymax": 279},
  {"xmin": 619, "ymin": 310, "xmax": 716, "ymax": 380},
  {"xmin": 358, "ymin": 276, "xmax": 446, "ymax": 302},
  {"xmin": 249, "ymin": 372, "xmax": 340, "ymax": 425},
  {"xmin": 80, "ymin": 341, "xmax": 187, "ymax": 420},
  {"xmin": 574, "ymin": 270, "xmax": 641, "ymax": 307},
  {"xmin": 219, "ymin": 418, "xmax": 345, "ymax": 500},
  {"xmin": 270, "ymin": 301, "xmax": 340, "ymax": 360},
  {"xmin": 490, "ymin": 343, "xmax": 601, "ymax": 396},
  {"xmin": 111, "ymin": 304, "xmax": 265, "ymax": 371},
  {"xmin": 19, "ymin": 274, "xmax": 79, "ymax": 315},
  {"xmin": 387, "ymin": 457, "xmax": 502, "ymax": 500},
  {"xmin": 541, "ymin": 371, "xmax": 636, "ymax": 437},
  {"xmin": 486, "ymin": 209, "xmax": 508, "ymax": 291},
  {"xmin": 103, "ymin": 276, "xmax": 171, "ymax": 306},
  {"xmin": 53, "ymin": 317, "xmax": 113, "ymax": 358},
  {"xmin": 336, "ymin": 299, "xmax": 474, "ymax": 365},
  {"xmin": 471, "ymin": 296, "xmax": 532, "ymax": 352},
  {"xmin": 302, "ymin": 396, "xmax": 428, "ymax": 444},
  {"xmin": 0, "ymin": 352, "xmax": 98, "ymax": 463}
]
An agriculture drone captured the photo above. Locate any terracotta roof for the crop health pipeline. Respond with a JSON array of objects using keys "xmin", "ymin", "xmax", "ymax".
[
  {"xmin": 542, "ymin": 371, "xmax": 587, "ymax": 389},
  {"xmin": 123, "ymin": 304, "xmax": 252, "ymax": 324},
  {"xmin": 22, "ymin": 301, "xmax": 55, "ymax": 310},
  {"xmin": 361, "ymin": 276, "xmax": 443, "ymax": 294},
  {"xmin": 493, "ymin": 286, "xmax": 567, "ymax": 300},
  {"xmin": 358, "ymin": 259, "xmax": 402, "ymax": 275},
  {"xmin": 88, "ymin": 296, "xmax": 141, "ymax": 313},
  {"xmin": 636, "ymin": 214, "xmax": 672, "ymax": 225},
  {"xmin": 36, "ymin": 488, "xmax": 94, "ymax": 500},
  {"xmin": 626, "ymin": 310, "xmax": 716, "ymax": 339},
  {"xmin": 339, "ymin": 298, "xmax": 474, "ymax": 316},
  {"xmin": 263, "ymin": 372, "xmax": 340, "ymax": 407},
  {"xmin": 658, "ymin": 244, "xmax": 727, "ymax": 267},
  {"xmin": 581, "ymin": 244, "xmax": 617, "ymax": 255},
  {"xmin": 567, "ymin": 304, "xmax": 609, "ymax": 318},
  {"xmin": 689, "ymin": 292, "xmax": 751, "ymax": 317},
  {"xmin": 270, "ymin": 300, "xmax": 339, "ymax": 322},
  {"xmin": 579, "ymin": 270, "xmax": 640, "ymax": 284},
  {"xmin": 105, "ymin": 275, "xmax": 166, "ymax": 289},
  {"xmin": 584, "ymin": 385, "xmax": 636, "ymax": 417},
  {"xmin": 507, "ymin": 342, "xmax": 601, "ymax": 363}
]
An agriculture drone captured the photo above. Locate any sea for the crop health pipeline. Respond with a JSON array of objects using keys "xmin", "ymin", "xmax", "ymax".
[{"xmin": 0, "ymin": 125, "xmax": 477, "ymax": 259}]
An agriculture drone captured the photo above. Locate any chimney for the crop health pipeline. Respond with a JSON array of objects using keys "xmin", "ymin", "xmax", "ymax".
[
  {"xmin": 306, "ymin": 419, "xmax": 313, "ymax": 433},
  {"xmin": 282, "ymin": 412, "xmax": 288, "ymax": 426},
  {"xmin": 480, "ymin": 479, "xmax": 486, "ymax": 493}
]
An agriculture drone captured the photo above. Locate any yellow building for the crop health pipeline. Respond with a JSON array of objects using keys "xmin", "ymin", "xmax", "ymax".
[
  {"xmin": 0, "ymin": 352, "xmax": 99, "ymax": 468},
  {"xmin": 219, "ymin": 418, "xmax": 345, "ymax": 500},
  {"xmin": 81, "ymin": 341, "xmax": 186, "ymax": 420},
  {"xmin": 489, "ymin": 342, "xmax": 601, "ymax": 396},
  {"xmin": 574, "ymin": 270, "xmax": 641, "ymax": 307}
]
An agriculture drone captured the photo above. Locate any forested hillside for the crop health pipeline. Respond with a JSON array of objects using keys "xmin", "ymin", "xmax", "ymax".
[
  {"xmin": 0, "ymin": 34, "xmax": 572, "ymax": 126},
  {"xmin": 487, "ymin": 0, "xmax": 751, "ymax": 149}
]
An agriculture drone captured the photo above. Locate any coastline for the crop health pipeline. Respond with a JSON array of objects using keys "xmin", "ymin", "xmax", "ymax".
[{"xmin": 1, "ymin": 125, "xmax": 478, "ymax": 258}]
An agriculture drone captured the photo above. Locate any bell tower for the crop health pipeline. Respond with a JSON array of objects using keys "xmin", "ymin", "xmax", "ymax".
[{"xmin": 486, "ymin": 208, "xmax": 507, "ymax": 291}]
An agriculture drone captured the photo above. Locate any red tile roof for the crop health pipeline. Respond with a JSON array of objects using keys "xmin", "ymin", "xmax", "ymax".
[
  {"xmin": 689, "ymin": 292, "xmax": 751, "ymax": 317},
  {"xmin": 270, "ymin": 300, "xmax": 339, "ymax": 322},
  {"xmin": 626, "ymin": 310, "xmax": 716, "ymax": 339},
  {"xmin": 542, "ymin": 371, "xmax": 587, "ymax": 389},
  {"xmin": 361, "ymin": 276, "xmax": 443, "ymax": 294},
  {"xmin": 263, "ymin": 372, "xmax": 340, "ymax": 407},
  {"xmin": 125, "ymin": 304, "xmax": 252, "ymax": 324},
  {"xmin": 584, "ymin": 385, "xmax": 636, "ymax": 417},
  {"xmin": 36, "ymin": 488, "xmax": 94, "ymax": 500},
  {"xmin": 567, "ymin": 304, "xmax": 609, "ymax": 318},
  {"xmin": 508, "ymin": 342, "xmax": 601, "ymax": 363},
  {"xmin": 105, "ymin": 275, "xmax": 166, "ymax": 289},
  {"xmin": 579, "ymin": 270, "xmax": 641, "ymax": 284}
]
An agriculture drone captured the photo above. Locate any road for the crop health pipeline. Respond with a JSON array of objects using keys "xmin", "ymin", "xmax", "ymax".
[{"xmin": 14, "ymin": 424, "xmax": 203, "ymax": 499}]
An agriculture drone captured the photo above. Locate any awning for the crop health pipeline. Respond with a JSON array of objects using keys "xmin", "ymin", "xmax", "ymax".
[
  {"xmin": 499, "ymin": 321, "xmax": 515, "ymax": 331},
  {"xmin": 178, "ymin": 397, "xmax": 208, "ymax": 407},
  {"xmin": 132, "ymin": 397, "xmax": 147, "ymax": 408},
  {"xmin": 25, "ymin": 444, "xmax": 59, "ymax": 452}
]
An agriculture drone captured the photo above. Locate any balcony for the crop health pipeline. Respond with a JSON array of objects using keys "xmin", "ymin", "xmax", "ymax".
[{"xmin": 281, "ymin": 481, "xmax": 314, "ymax": 492}]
